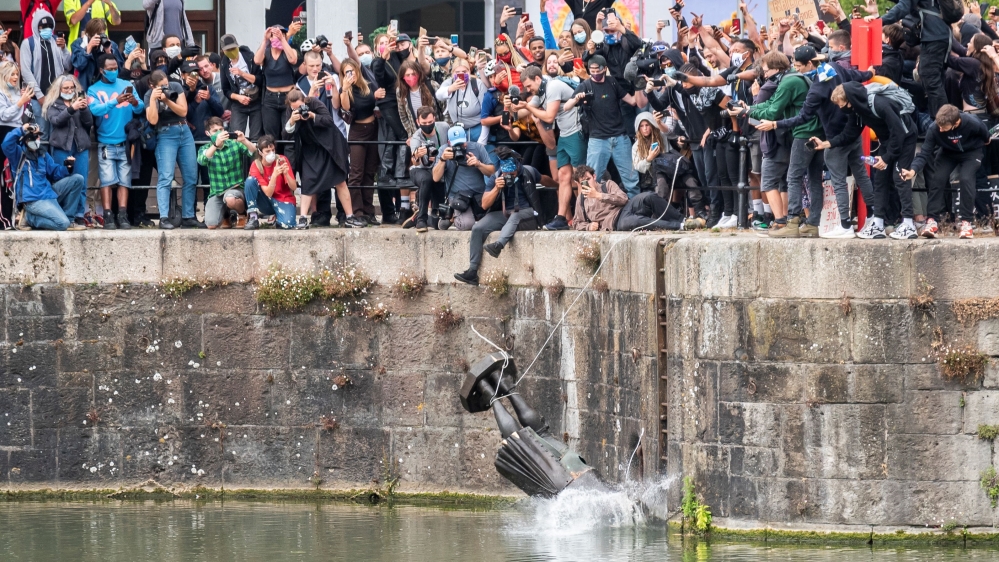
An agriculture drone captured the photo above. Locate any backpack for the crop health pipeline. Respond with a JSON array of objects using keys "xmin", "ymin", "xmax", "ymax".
[
  {"xmin": 866, "ymin": 81, "xmax": 916, "ymax": 118},
  {"xmin": 926, "ymin": 0, "xmax": 964, "ymax": 25}
]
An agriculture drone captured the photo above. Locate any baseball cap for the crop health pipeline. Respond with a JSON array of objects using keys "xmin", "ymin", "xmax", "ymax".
[
  {"xmin": 180, "ymin": 60, "xmax": 199, "ymax": 74},
  {"xmin": 37, "ymin": 16, "xmax": 54, "ymax": 29},
  {"xmin": 588, "ymin": 54, "xmax": 607, "ymax": 68},
  {"xmin": 447, "ymin": 125, "xmax": 467, "ymax": 146},
  {"xmin": 220, "ymin": 34, "xmax": 239, "ymax": 51},
  {"xmin": 396, "ymin": 33, "xmax": 412, "ymax": 44},
  {"xmin": 793, "ymin": 44, "xmax": 824, "ymax": 64}
]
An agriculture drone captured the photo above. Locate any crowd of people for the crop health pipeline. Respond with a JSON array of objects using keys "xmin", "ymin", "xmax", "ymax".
[{"xmin": 1, "ymin": 0, "xmax": 999, "ymax": 281}]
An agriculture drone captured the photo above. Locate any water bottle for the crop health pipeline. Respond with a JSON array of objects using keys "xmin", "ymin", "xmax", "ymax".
[{"xmin": 860, "ymin": 156, "xmax": 878, "ymax": 166}]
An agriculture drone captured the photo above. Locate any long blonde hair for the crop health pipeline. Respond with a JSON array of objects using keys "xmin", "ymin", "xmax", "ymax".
[
  {"xmin": 0, "ymin": 61, "xmax": 20, "ymax": 99},
  {"xmin": 635, "ymin": 115, "xmax": 666, "ymax": 160},
  {"xmin": 43, "ymin": 75, "xmax": 83, "ymax": 120},
  {"xmin": 340, "ymin": 59, "xmax": 370, "ymax": 102}
]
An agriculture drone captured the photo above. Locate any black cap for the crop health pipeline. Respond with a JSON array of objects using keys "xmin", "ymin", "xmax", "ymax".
[
  {"xmin": 37, "ymin": 15, "xmax": 55, "ymax": 29},
  {"xmin": 396, "ymin": 33, "xmax": 412, "ymax": 43},
  {"xmin": 220, "ymin": 34, "xmax": 239, "ymax": 51},
  {"xmin": 180, "ymin": 60, "xmax": 199, "ymax": 74},
  {"xmin": 793, "ymin": 44, "xmax": 824, "ymax": 64},
  {"xmin": 588, "ymin": 54, "xmax": 607, "ymax": 68}
]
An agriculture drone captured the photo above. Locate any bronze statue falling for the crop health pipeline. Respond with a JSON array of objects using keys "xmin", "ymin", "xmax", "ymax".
[{"xmin": 459, "ymin": 353, "xmax": 606, "ymax": 497}]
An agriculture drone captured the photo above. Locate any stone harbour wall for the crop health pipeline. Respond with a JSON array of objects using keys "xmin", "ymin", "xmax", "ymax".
[
  {"xmin": 663, "ymin": 237, "xmax": 999, "ymax": 531},
  {"xmin": 0, "ymin": 230, "xmax": 662, "ymax": 495}
]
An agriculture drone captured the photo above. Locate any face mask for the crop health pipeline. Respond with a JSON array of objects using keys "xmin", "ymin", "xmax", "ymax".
[
  {"xmin": 419, "ymin": 123, "xmax": 435, "ymax": 134},
  {"xmin": 225, "ymin": 49, "xmax": 239, "ymax": 60},
  {"xmin": 662, "ymin": 66, "xmax": 676, "ymax": 78},
  {"xmin": 156, "ymin": 64, "xmax": 168, "ymax": 73},
  {"xmin": 730, "ymin": 52, "xmax": 744, "ymax": 67},
  {"xmin": 270, "ymin": 39, "xmax": 283, "ymax": 49},
  {"xmin": 210, "ymin": 131, "xmax": 222, "ymax": 144},
  {"xmin": 165, "ymin": 46, "xmax": 182, "ymax": 58},
  {"xmin": 804, "ymin": 68, "xmax": 818, "ymax": 79},
  {"xmin": 590, "ymin": 70, "xmax": 605, "ymax": 82},
  {"xmin": 605, "ymin": 34, "xmax": 617, "ymax": 46},
  {"xmin": 39, "ymin": 28, "xmax": 52, "ymax": 41},
  {"xmin": 102, "ymin": 70, "xmax": 118, "ymax": 83},
  {"xmin": 497, "ymin": 52, "xmax": 512, "ymax": 63},
  {"xmin": 359, "ymin": 54, "xmax": 373, "ymax": 67},
  {"xmin": 404, "ymin": 75, "xmax": 420, "ymax": 88},
  {"xmin": 435, "ymin": 56, "xmax": 451, "ymax": 66},
  {"xmin": 61, "ymin": 92, "xmax": 75, "ymax": 101},
  {"xmin": 574, "ymin": 32, "xmax": 587, "ymax": 44},
  {"xmin": 398, "ymin": 48, "xmax": 411, "ymax": 59},
  {"xmin": 27, "ymin": 140, "xmax": 40, "ymax": 150},
  {"xmin": 264, "ymin": 152, "xmax": 277, "ymax": 164}
]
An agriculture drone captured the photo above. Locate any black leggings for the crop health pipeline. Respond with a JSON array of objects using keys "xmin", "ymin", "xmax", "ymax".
[{"xmin": 713, "ymin": 139, "xmax": 739, "ymax": 215}]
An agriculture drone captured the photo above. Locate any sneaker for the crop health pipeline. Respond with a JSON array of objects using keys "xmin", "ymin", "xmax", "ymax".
[
  {"xmin": 397, "ymin": 208, "xmax": 413, "ymax": 225},
  {"xmin": 159, "ymin": 220, "xmax": 175, "ymax": 230},
  {"xmin": 770, "ymin": 217, "xmax": 800, "ymax": 238},
  {"xmin": 821, "ymin": 224, "xmax": 856, "ymax": 239},
  {"xmin": 226, "ymin": 210, "xmax": 239, "ymax": 229},
  {"xmin": 14, "ymin": 208, "xmax": 30, "ymax": 230},
  {"xmin": 890, "ymin": 223, "xmax": 918, "ymax": 240},
  {"xmin": 74, "ymin": 217, "xmax": 87, "ymax": 227},
  {"xmin": 401, "ymin": 213, "xmax": 417, "ymax": 229},
  {"xmin": 117, "ymin": 211, "xmax": 132, "ymax": 230},
  {"xmin": 751, "ymin": 218, "xmax": 771, "ymax": 231},
  {"xmin": 244, "ymin": 216, "xmax": 260, "ymax": 230},
  {"xmin": 67, "ymin": 223, "xmax": 86, "ymax": 231},
  {"xmin": 857, "ymin": 221, "xmax": 886, "ymax": 240},
  {"xmin": 438, "ymin": 218, "xmax": 452, "ymax": 230},
  {"xmin": 960, "ymin": 220, "xmax": 974, "ymax": 239},
  {"xmin": 798, "ymin": 223, "xmax": 820, "ymax": 237},
  {"xmin": 365, "ymin": 215, "xmax": 381, "ymax": 227},
  {"xmin": 84, "ymin": 211, "xmax": 101, "ymax": 228},
  {"xmin": 543, "ymin": 216, "xmax": 569, "ymax": 231},
  {"xmin": 103, "ymin": 211, "xmax": 116, "ymax": 230},
  {"xmin": 181, "ymin": 218, "xmax": 206, "ymax": 229},
  {"xmin": 683, "ymin": 217, "xmax": 706, "ymax": 230},
  {"xmin": 921, "ymin": 218, "xmax": 939, "ymax": 239},
  {"xmin": 295, "ymin": 215, "xmax": 309, "ymax": 229},
  {"xmin": 343, "ymin": 216, "xmax": 366, "ymax": 228},
  {"xmin": 484, "ymin": 242, "xmax": 503, "ymax": 258},
  {"xmin": 415, "ymin": 219, "xmax": 428, "ymax": 233},
  {"xmin": 716, "ymin": 214, "xmax": 738, "ymax": 229},
  {"xmin": 454, "ymin": 269, "xmax": 479, "ymax": 286}
]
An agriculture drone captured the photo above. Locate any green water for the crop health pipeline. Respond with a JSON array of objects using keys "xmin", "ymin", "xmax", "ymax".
[{"xmin": 0, "ymin": 500, "xmax": 995, "ymax": 561}]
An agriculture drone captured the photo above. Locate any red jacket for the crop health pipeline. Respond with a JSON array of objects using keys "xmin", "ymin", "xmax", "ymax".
[{"xmin": 21, "ymin": 0, "xmax": 54, "ymax": 40}]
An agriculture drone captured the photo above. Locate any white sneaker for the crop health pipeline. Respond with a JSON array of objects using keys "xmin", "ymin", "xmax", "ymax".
[
  {"xmin": 889, "ymin": 223, "xmax": 918, "ymax": 240},
  {"xmin": 716, "ymin": 214, "xmax": 738, "ymax": 229},
  {"xmin": 821, "ymin": 224, "xmax": 856, "ymax": 239},
  {"xmin": 857, "ymin": 221, "xmax": 886, "ymax": 239}
]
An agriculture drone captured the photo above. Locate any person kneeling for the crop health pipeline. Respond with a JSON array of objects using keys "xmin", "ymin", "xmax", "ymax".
[
  {"xmin": 197, "ymin": 117, "xmax": 257, "ymax": 229},
  {"xmin": 572, "ymin": 165, "xmax": 683, "ymax": 231},
  {"xmin": 4, "ymin": 123, "xmax": 86, "ymax": 231},
  {"xmin": 244, "ymin": 135, "xmax": 298, "ymax": 229},
  {"xmin": 455, "ymin": 146, "xmax": 541, "ymax": 286}
]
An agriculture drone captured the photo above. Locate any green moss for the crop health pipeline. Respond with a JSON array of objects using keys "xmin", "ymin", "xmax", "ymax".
[{"xmin": 977, "ymin": 424, "xmax": 999, "ymax": 442}]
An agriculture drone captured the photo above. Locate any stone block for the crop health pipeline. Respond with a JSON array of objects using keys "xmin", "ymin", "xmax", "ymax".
[
  {"xmin": 480, "ymin": 230, "xmax": 535, "ymax": 287},
  {"xmin": 696, "ymin": 300, "xmax": 747, "ymax": 360},
  {"xmin": 455, "ymin": 427, "xmax": 510, "ymax": 493},
  {"xmin": 0, "ymin": 389, "xmax": 31, "ymax": 446},
  {"xmin": 759, "ymin": 239, "xmax": 910, "ymax": 299},
  {"xmin": 662, "ymin": 238, "xmax": 699, "ymax": 297},
  {"xmin": 181, "ymin": 370, "xmax": 278, "ymax": 426},
  {"xmin": 850, "ymin": 302, "xmax": 916, "ymax": 364},
  {"xmin": 95, "ymin": 371, "xmax": 185, "ymax": 428},
  {"xmin": 162, "ymin": 230, "xmax": 254, "ymax": 282},
  {"xmin": 5, "ymin": 284, "xmax": 70, "ymax": 317},
  {"xmin": 203, "ymin": 314, "xmax": 291, "ymax": 371},
  {"xmin": 676, "ymin": 360, "xmax": 718, "ymax": 443},
  {"xmin": 7, "ymin": 315, "xmax": 71, "ymax": 343},
  {"xmin": 746, "ymin": 300, "xmax": 850, "ymax": 362},
  {"xmin": 887, "ymin": 434, "xmax": 991, "ymax": 481},
  {"xmin": 31, "ymin": 386, "xmax": 91, "ymax": 430},
  {"xmin": 0, "ymin": 233, "xmax": 60, "ymax": 284},
  {"xmin": 421, "ymin": 231, "xmax": 475, "ymax": 286},
  {"xmin": 60, "ymin": 231, "xmax": 162, "ymax": 283},
  {"xmin": 978, "ymin": 319, "xmax": 999, "ymax": 356},
  {"xmin": 56, "ymin": 340, "xmax": 122, "ymax": 376},
  {"xmin": 56, "ymin": 428, "xmax": 124, "ymax": 483},
  {"xmin": 817, "ymin": 478, "xmax": 889, "ymax": 525},
  {"xmin": 344, "ymin": 229, "xmax": 427, "ymax": 285},
  {"xmin": 627, "ymin": 234, "xmax": 668, "ymax": 296},
  {"xmin": 4, "ymin": 342, "xmax": 59, "ymax": 388},
  {"xmin": 390, "ymin": 426, "xmax": 464, "ymax": 488},
  {"xmin": 596, "ymin": 233, "xmax": 632, "ymax": 293},
  {"xmin": 883, "ymin": 479, "xmax": 997, "ymax": 527},
  {"xmin": 781, "ymin": 404, "xmax": 888, "ymax": 480},
  {"xmin": 962, "ymin": 390, "xmax": 999, "ymax": 433},
  {"xmin": 802, "ymin": 364, "xmax": 850, "ymax": 404},
  {"xmin": 252, "ymin": 229, "xmax": 345, "ymax": 277},
  {"xmin": 378, "ymin": 371, "xmax": 427, "ymax": 427},
  {"xmin": 226, "ymin": 426, "xmax": 316, "ymax": 485},
  {"xmin": 887, "ymin": 391, "xmax": 964, "ymax": 435},
  {"xmin": 729, "ymin": 446, "xmax": 780, "ymax": 478},
  {"xmin": 904, "ymin": 363, "xmax": 963, "ymax": 391},
  {"xmin": 848, "ymin": 365, "xmax": 905, "ymax": 404},
  {"xmin": 288, "ymin": 315, "xmax": 378, "ymax": 370},
  {"xmin": 422, "ymin": 371, "xmax": 495, "ymax": 431},
  {"xmin": 912, "ymin": 239, "xmax": 999, "ymax": 300},
  {"xmin": 119, "ymin": 314, "xmax": 205, "ymax": 373},
  {"xmin": 718, "ymin": 402, "xmax": 781, "ymax": 448},
  {"xmin": 526, "ymin": 231, "xmax": 593, "ymax": 290},
  {"xmin": 316, "ymin": 426, "xmax": 391, "ymax": 486},
  {"xmin": 719, "ymin": 362, "xmax": 802, "ymax": 404},
  {"xmin": 5, "ymin": 429, "xmax": 57, "ymax": 482},
  {"xmin": 695, "ymin": 238, "xmax": 759, "ymax": 299}
]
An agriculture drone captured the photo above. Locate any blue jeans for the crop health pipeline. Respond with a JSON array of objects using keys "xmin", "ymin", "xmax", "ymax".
[
  {"xmin": 51, "ymin": 147, "xmax": 90, "ymax": 217},
  {"xmin": 586, "ymin": 134, "xmax": 639, "ymax": 198},
  {"xmin": 24, "ymin": 174, "xmax": 85, "ymax": 230},
  {"xmin": 155, "ymin": 125, "xmax": 198, "ymax": 219},
  {"xmin": 244, "ymin": 176, "xmax": 297, "ymax": 228}
]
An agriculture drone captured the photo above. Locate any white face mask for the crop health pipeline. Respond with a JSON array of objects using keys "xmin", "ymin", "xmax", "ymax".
[
  {"xmin": 26, "ymin": 140, "xmax": 40, "ymax": 150},
  {"xmin": 264, "ymin": 152, "xmax": 277, "ymax": 164},
  {"xmin": 165, "ymin": 46, "xmax": 182, "ymax": 58},
  {"xmin": 60, "ymin": 91, "xmax": 75, "ymax": 100},
  {"xmin": 730, "ymin": 52, "xmax": 745, "ymax": 67}
]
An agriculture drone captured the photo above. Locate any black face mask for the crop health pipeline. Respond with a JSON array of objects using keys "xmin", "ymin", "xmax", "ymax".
[
  {"xmin": 419, "ymin": 123, "xmax": 435, "ymax": 135},
  {"xmin": 398, "ymin": 48, "xmax": 411, "ymax": 59}
]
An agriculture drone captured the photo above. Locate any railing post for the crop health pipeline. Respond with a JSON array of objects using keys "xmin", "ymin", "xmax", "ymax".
[{"xmin": 737, "ymin": 136, "xmax": 749, "ymax": 229}]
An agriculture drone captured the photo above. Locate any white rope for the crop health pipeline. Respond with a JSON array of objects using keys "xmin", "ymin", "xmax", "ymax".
[{"xmin": 469, "ymin": 322, "xmax": 511, "ymax": 405}]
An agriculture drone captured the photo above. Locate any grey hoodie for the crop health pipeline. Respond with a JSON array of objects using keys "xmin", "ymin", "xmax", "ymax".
[
  {"xmin": 143, "ymin": 0, "xmax": 196, "ymax": 49},
  {"xmin": 19, "ymin": 9, "xmax": 71, "ymax": 100}
]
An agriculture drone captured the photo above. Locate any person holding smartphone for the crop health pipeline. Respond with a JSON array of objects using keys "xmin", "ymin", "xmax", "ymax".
[
  {"xmin": 371, "ymin": 32, "xmax": 416, "ymax": 223},
  {"xmin": 338, "ymin": 60, "xmax": 379, "ymax": 227},
  {"xmin": 572, "ymin": 165, "xmax": 682, "ymax": 232},
  {"xmin": 254, "ymin": 25, "xmax": 299, "ymax": 142},
  {"xmin": 43, "ymin": 74, "xmax": 93, "ymax": 228}
]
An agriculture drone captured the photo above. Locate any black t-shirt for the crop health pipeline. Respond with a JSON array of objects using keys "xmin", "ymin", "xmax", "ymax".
[
  {"xmin": 689, "ymin": 86, "xmax": 726, "ymax": 132},
  {"xmin": 574, "ymin": 77, "xmax": 628, "ymax": 139},
  {"xmin": 720, "ymin": 64, "xmax": 755, "ymax": 132},
  {"xmin": 565, "ymin": 0, "xmax": 615, "ymax": 30},
  {"xmin": 144, "ymin": 80, "xmax": 187, "ymax": 129}
]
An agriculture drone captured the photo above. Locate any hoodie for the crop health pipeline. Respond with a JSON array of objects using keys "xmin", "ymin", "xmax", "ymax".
[
  {"xmin": 910, "ymin": 112, "xmax": 991, "ymax": 173},
  {"xmin": 632, "ymin": 112, "xmax": 666, "ymax": 175},
  {"xmin": 19, "ymin": 9, "xmax": 71, "ymax": 100},
  {"xmin": 3, "ymin": 126, "xmax": 71, "ymax": 203},
  {"xmin": 775, "ymin": 58, "xmax": 873, "ymax": 139},
  {"xmin": 828, "ymin": 82, "xmax": 916, "ymax": 163}
]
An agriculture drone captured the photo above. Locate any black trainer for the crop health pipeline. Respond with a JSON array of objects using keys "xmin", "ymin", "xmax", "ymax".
[
  {"xmin": 383, "ymin": 212, "xmax": 399, "ymax": 225},
  {"xmin": 181, "ymin": 218, "xmax": 206, "ymax": 228},
  {"xmin": 244, "ymin": 216, "xmax": 259, "ymax": 230},
  {"xmin": 344, "ymin": 216, "xmax": 366, "ymax": 228},
  {"xmin": 103, "ymin": 211, "xmax": 117, "ymax": 230},
  {"xmin": 484, "ymin": 242, "xmax": 503, "ymax": 258},
  {"xmin": 454, "ymin": 269, "xmax": 479, "ymax": 286},
  {"xmin": 159, "ymin": 220, "xmax": 175, "ymax": 230},
  {"xmin": 116, "ymin": 211, "xmax": 131, "ymax": 229},
  {"xmin": 415, "ymin": 219, "xmax": 428, "ymax": 233}
]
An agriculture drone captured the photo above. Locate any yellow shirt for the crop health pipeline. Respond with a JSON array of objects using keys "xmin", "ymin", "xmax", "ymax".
[{"xmin": 63, "ymin": 0, "xmax": 118, "ymax": 44}]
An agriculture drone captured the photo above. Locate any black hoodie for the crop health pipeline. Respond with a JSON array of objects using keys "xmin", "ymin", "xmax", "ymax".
[
  {"xmin": 828, "ymin": 82, "xmax": 916, "ymax": 163},
  {"xmin": 910, "ymin": 112, "xmax": 991, "ymax": 173}
]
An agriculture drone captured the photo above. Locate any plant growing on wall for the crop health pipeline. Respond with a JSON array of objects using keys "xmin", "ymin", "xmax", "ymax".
[
  {"xmin": 937, "ymin": 344, "xmax": 989, "ymax": 384},
  {"xmin": 681, "ymin": 476, "xmax": 712, "ymax": 535},
  {"xmin": 981, "ymin": 466, "xmax": 999, "ymax": 507}
]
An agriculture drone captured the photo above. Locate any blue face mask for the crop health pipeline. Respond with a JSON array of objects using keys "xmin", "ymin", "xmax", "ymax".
[
  {"xmin": 39, "ymin": 28, "xmax": 52, "ymax": 41},
  {"xmin": 102, "ymin": 70, "xmax": 118, "ymax": 83},
  {"xmin": 435, "ymin": 57, "xmax": 451, "ymax": 66},
  {"xmin": 662, "ymin": 66, "xmax": 676, "ymax": 78},
  {"xmin": 605, "ymin": 33, "xmax": 618, "ymax": 46},
  {"xmin": 573, "ymin": 32, "xmax": 587, "ymax": 44}
]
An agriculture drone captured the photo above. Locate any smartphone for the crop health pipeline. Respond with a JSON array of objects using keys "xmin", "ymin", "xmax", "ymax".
[
  {"xmin": 468, "ymin": 46, "xmax": 478, "ymax": 58},
  {"xmin": 458, "ymin": 72, "xmax": 469, "ymax": 83},
  {"xmin": 513, "ymin": 7, "xmax": 524, "ymax": 15},
  {"xmin": 573, "ymin": 58, "xmax": 584, "ymax": 70},
  {"xmin": 501, "ymin": 111, "xmax": 510, "ymax": 126},
  {"xmin": 650, "ymin": 142, "xmax": 660, "ymax": 152},
  {"xmin": 748, "ymin": 118, "xmax": 762, "ymax": 127},
  {"xmin": 299, "ymin": 11, "xmax": 307, "ymax": 24},
  {"xmin": 659, "ymin": 19, "xmax": 670, "ymax": 28},
  {"xmin": 731, "ymin": 17, "xmax": 741, "ymax": 35},
  {"xmin": 806, "ymin": 139, "xmax": 816, "ymax": 150},
  {"xmin": 672, "ymin": 1, "xmax": 683, "ymax": 11},
  {"xmin": 56, "ymin": 30, "xmax": 66, "ymax": 39},
  {"xmin": 124, "ymin": 85, "xmax": 133, "ymax": 96},
  {"xmin": 318, "ymin": 70, "xmax": 329, "ymax": 80},
  {"xmin": 650, "ymin": 79, "xmax": 666, "ymax": 87},
  {"xmin": 345, "ymin": 30, "xmax": 353, "ymax": 41},
  {"xmin": 816, "ymin": 20, "xmax": 826, "ymax": 33},
  {"xmin": 450, "ymin": 33, "xmax": 459, "ymax": 44},
  {"xmin": 388, "ymin": 19, "xmax": 399, "ymax": 35}
]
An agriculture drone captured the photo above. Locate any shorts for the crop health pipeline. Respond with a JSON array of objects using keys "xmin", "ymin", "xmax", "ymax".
[
  {"xmin": 556, "ymin": 131, "xmax": 586, "ymax": 169},
  {"xmin": 97, "ymin": 143, "xmax": 131, "ymax": 188},
  {"xmin": 205, "ymin": 187, "xmax": 245, "ymax": 227}
]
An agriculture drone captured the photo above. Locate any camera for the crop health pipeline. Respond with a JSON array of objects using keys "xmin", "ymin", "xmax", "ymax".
[
  {"xmin": 98, "ymin": 34, "xmax": 111, "ymax": 50},
  {"xmin": 436, "ymin": 202, "xmax": 456, "ymax": 228},
  {"xmin": 451, "ymin": 144, "xmax": 467, "ymax": 164},
  {"xmin": 63, "ymin": 158, "xmax": 75, "ymax": 174},
  {"xmin": 316, "ymin": 35, "xmax": 329, "ymax": 48},
  {"xmin": 160, "ymin": 85, "xmax": 179, "ymax": 102},
  {"xmin": 297, "ymin": 105, "xmax": 311, "ymax": 118},
  {"xmin": 21, "ymin": 123, "xmax": 40, "ymax": 146},
  {"xmin": 421, "ymin": 145, "xmax": 439, "ymax": 167},
  {"xmin": 501, "ymin": 173, "xmax": 516, "ymax": 188},
  {"xmin": 581, "ymin": 90, "xmax": 595, "ymax": 104}
]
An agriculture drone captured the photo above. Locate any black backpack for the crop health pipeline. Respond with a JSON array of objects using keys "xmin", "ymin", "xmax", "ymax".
[{"xmin": 932, "ymin": 0, "xmax": 965, "ymax": 24}]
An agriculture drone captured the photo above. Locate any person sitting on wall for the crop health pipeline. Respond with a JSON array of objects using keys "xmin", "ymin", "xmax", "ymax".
[
  {"xmin": 196, "ymin": 116, "xmax": 257, "ymax": 229},
  {"xmin": 454, "ymin": 146, "xmax": 539, "ymax": 286},
  {"xmin": 244, "ymin": 134, "xmax": 297, "ymax": 229},
  {"xmin": 571, "ymin": 165, "xmax": 683, "ymax": 231},
  {"xmin": 407, "ymin": 106, "xmax": 450, "ymax": 232},
  {"xmin": 4, "ymin": 121, "xmax": 87, "ymax": 231},
  {"xmin": 431, "ymin": 124, "xmax": 495, "ymax": 232}
]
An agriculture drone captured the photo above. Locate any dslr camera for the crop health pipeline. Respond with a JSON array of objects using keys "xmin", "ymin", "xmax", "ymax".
[
  {"xmin": 98, "ymin": 34, "xmax": 112, "ymax": 50},
  {"xmin": 451, "ymin": 144, "xmax": 467, "ymax": 164},
  {"xmin": 159, "ymin": 85, "xmax": 180, "ymax": 102},
  {"xmin": 315, "ymin": 35, "xmax": 329, "ymax": 49},
  {"xmin": 296, "ymin": 105, "xmax": 311, "ymax": 118},
  {"xmin": 421, "ymin": 144, "xmax": 439, "ymax": 167},
  {"xmin": 501, "ymin": 172, "xmax": 517, "ymax": 189}
]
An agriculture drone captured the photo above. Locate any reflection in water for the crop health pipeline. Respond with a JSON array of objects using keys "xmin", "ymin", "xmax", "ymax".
[{"xmin": 0, "ymin": 500, "xmax": 995, "ymax": 562}]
